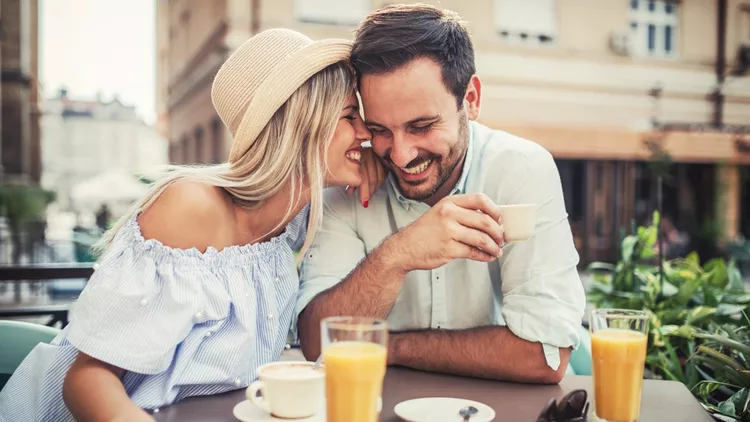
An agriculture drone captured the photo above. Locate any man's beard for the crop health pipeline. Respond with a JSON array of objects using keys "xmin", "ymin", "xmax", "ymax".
[{"xmin": 390, "ymin": 114, "xmax": 469, "ymax": 201}]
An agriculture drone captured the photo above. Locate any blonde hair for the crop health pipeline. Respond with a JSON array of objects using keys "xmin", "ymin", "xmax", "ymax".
[{"xmin": 95, "ymin": 61, "xmax": 355, "ymax": 259}]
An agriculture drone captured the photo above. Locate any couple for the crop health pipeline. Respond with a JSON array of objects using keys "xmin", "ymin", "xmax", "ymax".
[{"xmin": 0, "ymin": 4, "xmax": 585, "ymax": 421}]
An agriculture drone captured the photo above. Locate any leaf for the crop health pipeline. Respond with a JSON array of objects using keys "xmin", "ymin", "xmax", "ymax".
[
  {"xmin": 666, "ymin": 325, "xmax": 697, "ymax": 338},
  {"xmin": 697, "ymin": 346, "xmax": 743, "ymax": 372},
  {"xmin": 704, "ymin": 258, "xmax": 730, "ymax": 289},
  {"xmin": 686, "ymin": 251, "xmax": 701, "ymax": 267},
  {"xmin": 704, "ymin": 286, "xmax": 721, "ymax": 307},
  {"xmin": 587, "ymin": 262, "xmax": 615, "ymax": 273},
  {"xmin": 670, "ymin": 276, "xmax": 703, "ymax": 307},
  {"xmin": 717, "ymin": 400, "xmax": 737, "ymax": 417},
  {"xmin": 728, "ymin": 261, "xmax": 746, "ymax": 292},
  {"xmin": 694, "ymin": 333, "xmax": 750, "ymax": 358},
  {"xmin": 716, "ymin": 304, "xmax": 748, "ymax": 317},
  {"xmin": 727, "ymin": 389, "xmax": 749, "ymax": 416},
  {"xmin": 621, "ymin": 235, "xmax": 638, "ymax": 262},
  {"xmin": 662, "ymin": 281, "xmax": 679, "ymax": 297},
  {"xmin": 724, "ymin": 293, "xmax": 750, "ymax": 305},
  {"xmin": 688, "ymin": 306, "xmax": 718, "ymax": 324}
]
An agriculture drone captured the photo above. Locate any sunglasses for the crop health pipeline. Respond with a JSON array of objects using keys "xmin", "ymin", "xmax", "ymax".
[{"xmin": 536, "ymin": 389, "xmax": 589, "ymax": 422}]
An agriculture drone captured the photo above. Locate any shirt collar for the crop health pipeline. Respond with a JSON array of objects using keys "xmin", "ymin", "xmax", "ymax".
[{"xmin": 389, "ymin": 122, "xmax": 475, "ymax": 206}]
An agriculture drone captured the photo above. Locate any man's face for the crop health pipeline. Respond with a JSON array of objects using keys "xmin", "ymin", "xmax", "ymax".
[{"xmin": 359, "ymin": 58, "xmax": 477, "ymax": 203}]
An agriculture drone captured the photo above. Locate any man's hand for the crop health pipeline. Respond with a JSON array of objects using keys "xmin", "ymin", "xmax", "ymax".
[{"xmin": 387, "ymin": 193, "xmax": 505, "ymax": 272}]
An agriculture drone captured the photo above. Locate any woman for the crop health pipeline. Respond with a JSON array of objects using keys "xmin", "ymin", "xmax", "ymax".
[{"xmin": 0, "ymin": 28, "xmax": 384, "ymax": 422}]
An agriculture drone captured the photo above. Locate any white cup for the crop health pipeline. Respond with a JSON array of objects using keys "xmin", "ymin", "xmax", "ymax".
[
  {"xmin": 246, "ymin": 361, "xmax": 324, "ymax": 419},
  {"xmin": 498, "ymin": 204, "xmax": 536, "ymax": 242}
]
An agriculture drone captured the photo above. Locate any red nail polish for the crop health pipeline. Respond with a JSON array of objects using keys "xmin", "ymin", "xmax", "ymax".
[{"xmin": 363, "ymin": 200, "xmax": 369, "ymax": 208}]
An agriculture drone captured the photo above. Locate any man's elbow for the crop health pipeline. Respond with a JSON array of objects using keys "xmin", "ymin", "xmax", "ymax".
[
  {"xmin": 533, "ymin": 349, "xmax": 571, "ymax": 384},
  {"xmin": 535, "ymin": 364, "xmax": 566, "ymax": 384}
]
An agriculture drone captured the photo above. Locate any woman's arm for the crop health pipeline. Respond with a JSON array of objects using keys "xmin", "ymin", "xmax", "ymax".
[{"xmin": 63, "ymin": 352, "xmax": 154, "ymax": 422}]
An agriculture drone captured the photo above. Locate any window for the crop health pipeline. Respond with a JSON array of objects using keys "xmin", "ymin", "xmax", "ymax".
[
  {"xmin": 295, "ymin": 0, "xmax": 369, "ymax": 26},
  {"xmin": 630, "ymin": 0, "xmax": 679, "ymax": 58},
  {"xmin": 494, "ymin": 0, "xmax": 556, "ymax": 45}
]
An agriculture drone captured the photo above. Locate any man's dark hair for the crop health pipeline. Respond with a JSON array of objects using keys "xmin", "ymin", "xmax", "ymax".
[{"xmin": 351, "ymin": 4, "xmax": 476, "ymax": 109}]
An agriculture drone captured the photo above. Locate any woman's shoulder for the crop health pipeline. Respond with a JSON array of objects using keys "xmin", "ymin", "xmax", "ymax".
[{"xmin": 137, "ymin": 179, "xmax": 236, "ymax": 252}]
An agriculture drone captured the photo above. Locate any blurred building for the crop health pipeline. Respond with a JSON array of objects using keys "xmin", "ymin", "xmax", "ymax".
[
  {"xmin": 157, "ymin": 0, "xmax": 750, "ymax": 262},
  {"xmin": 0, "ymin": 0, "xmax": 41, "ymax": 184},
  {"xmin": 41, "ymin": 88, "xmax": 168, "ymax": 212}
]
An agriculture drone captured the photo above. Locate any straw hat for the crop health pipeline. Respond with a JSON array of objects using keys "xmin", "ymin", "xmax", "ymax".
[{"xmin": 211, "ymin": 28, "xmax": 352, "ymax": 162}]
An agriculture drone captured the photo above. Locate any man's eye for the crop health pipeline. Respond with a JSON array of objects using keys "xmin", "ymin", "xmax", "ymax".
[{"xmin": 412, "ymin": 123, "xmax": 434, "ymax": 133}]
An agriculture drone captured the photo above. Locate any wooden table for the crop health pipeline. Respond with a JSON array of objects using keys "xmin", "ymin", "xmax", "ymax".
[{"xmin": 152, "ymin": 350, "xmax": 713, "ymax": 422}]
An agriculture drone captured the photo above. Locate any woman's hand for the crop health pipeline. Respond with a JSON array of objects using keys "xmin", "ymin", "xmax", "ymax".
[{"xmin": 346, "ymin": 148, "xmax": 387, "ymax": 208}]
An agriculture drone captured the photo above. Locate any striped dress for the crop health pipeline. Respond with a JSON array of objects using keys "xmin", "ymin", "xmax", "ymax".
[{"xmin": 0, "ymin": 207, "xmax": 308, "ymax": 422}]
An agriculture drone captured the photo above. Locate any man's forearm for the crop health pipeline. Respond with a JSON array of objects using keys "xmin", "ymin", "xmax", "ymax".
[
  {"xmin": 298, "ymin": 235, "xmax": 407, "ymax": 360},
  {"xmin": 389, "ymin": 326, "xmax": 569, "ymax": 384}
]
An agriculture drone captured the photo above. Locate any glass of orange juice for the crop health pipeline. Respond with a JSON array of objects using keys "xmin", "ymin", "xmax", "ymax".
[
  {"xmin": 590, "ymin": 309, "xmax": 649, "ymax": 422},
  {"xmin": 321, "ymin": 316, "xmax": 387, "ymax": 422}
]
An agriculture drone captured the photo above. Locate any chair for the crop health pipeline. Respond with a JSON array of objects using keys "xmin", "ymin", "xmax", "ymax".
[
  {"xmin": 0, "ymin": 320, "xmax": 61, "ymax": 390},
  {"xmin": 568, "ymin": 325, "xmax": 593, "ymax": 376}
]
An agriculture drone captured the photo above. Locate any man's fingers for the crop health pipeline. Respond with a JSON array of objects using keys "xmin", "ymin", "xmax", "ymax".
[
  {"xmin": 450, "ymin": 225, "xmax": 502, "ymax": 257},
  {"xmin": 453, "ymin": 207, "xmax": 505, "ymax": 245},
  {"xmin": 451, "ymin": 241, "xmax": 499, "ymax": 262},
  {"xmin": 448, "ymin": 193, "xmax": 502, "ymax": 222}
]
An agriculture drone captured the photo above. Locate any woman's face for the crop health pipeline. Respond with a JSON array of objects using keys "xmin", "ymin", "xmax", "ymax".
[{"xmin": 325, "ymin": 93, "xmax": 371, "ymax": 188}]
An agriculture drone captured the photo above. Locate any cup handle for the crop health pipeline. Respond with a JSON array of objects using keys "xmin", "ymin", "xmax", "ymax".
[{"xmin": 246, "ymin": 380, "xmax": 271, "ymax": 413}]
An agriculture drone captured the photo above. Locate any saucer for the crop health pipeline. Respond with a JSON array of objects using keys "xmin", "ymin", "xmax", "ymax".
[
  {"xmin": 233, "ymin": 400, "xmax": 325, "ymax": 422},
  {"xmin": 394, "ymin": 397, "xmax": 496, "ymax": 422}
]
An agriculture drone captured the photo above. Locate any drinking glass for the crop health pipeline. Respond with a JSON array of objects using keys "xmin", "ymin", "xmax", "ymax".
[
  {"xmin": 590, "ymin": 309, "xmax": 650, "ymax": 422},
  {"xmin": 321, "ymin": 316, "xmax": 387, "ymax": 422}
]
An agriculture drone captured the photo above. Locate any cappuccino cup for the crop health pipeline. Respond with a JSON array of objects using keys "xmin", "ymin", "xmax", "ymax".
[
  {"xmin": 498, "ymin": 204, "xmax": 536, "ymax": 242},
  {"xmin": 246, "ymin": 361, "xmax": 324, "ymax": 419}
]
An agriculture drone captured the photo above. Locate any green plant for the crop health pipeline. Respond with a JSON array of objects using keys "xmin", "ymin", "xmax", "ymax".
[
  {"xmin": 587, "ymin": 211, "xmax": 750, "ymax": 420},
  {"xmin": 0, "ymin": 184, "xmax": 56, "ymax": 264}
]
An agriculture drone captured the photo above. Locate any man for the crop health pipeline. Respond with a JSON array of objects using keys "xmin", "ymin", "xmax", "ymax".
[{"xmin": 296, "ymin": 4, "xmax": 586, "ymax": 384}]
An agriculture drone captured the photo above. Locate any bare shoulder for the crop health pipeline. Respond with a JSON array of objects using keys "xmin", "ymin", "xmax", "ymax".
[{"xmin": 137, "ymin": 179, "xmax": 235, "ymax": 251}]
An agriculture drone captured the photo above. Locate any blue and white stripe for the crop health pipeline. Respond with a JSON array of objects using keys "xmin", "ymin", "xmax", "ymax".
[{"xmin": 0, "ymin": 206, "xmax": 308, "ymax": 422}]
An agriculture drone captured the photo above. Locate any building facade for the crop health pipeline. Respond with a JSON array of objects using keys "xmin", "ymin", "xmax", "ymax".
[
  {"xmin": 157, "ymin": 0, "xmax": 750, "ymax": 263},
  {"xmin": 41, "ymin": 89, "xmax": 168, "ymax": 211},
  {"xmin": 1, "ymin": 0, "xmax": 41, "ymax": 185}
]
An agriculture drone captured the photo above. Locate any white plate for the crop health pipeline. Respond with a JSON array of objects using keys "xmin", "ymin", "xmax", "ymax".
[
  {"xmin": 394, "ymin": 397, "xmax": 496, "ymax": 422},
  {"xmin": 232, "ymin": 400, "xmax": 325, "ymax": 422}
]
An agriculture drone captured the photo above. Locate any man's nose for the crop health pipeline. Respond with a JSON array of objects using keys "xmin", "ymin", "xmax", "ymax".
[{"xmin": 389, "ymin": 133, "xmax": 419, "ymax": 168}]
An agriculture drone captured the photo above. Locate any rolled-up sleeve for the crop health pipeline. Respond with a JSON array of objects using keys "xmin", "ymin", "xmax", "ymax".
[
  {"xmin": 293, "ymin": 187, "xmax": 367, "ymax": 333},
  {"xmin": 498, "ymin": 149, "xmax": 586, "ymax": 371}
]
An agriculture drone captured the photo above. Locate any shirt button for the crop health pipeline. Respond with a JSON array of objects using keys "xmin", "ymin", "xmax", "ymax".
[
  {"xmin": 194, "ymin": 312, "xmax": 203, "ymax": 320},
  {"xmin": 234, "ymin": 379, "xmax": 242, "ymax": 387},
  {"xmin": 275, "ymin": 277, "xmax": 280, "ymax": 283},
  {"xmin": 267, "ymin": 314, "xmax": 273, "ymax": 320},
  {"xmin": 93, "ymin": 263, "xmax": 100, "ymax": 270},
  {"xmin": 285, "ymin": 344, "xmax": 291, "ymax": 350},
  {"xmin": 140, "ymin": 299, "xmax": 148, "ymax": 306},
  {"xmin": 204, "ymin": 331, "xmax": 213, "ymax": 338}
]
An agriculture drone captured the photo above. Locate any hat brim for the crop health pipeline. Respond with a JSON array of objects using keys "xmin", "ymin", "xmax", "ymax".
[{"xmin": 230, "ymin": 38, "xmax": 352, "ymax": 161}]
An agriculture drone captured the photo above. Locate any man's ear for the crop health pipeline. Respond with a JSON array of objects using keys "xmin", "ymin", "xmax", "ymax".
[{"xmin": 463, "ymin": 75, "xmax": 482, "ymax": 121}]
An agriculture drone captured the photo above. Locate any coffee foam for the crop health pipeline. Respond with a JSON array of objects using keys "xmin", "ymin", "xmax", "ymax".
[{"xmin": 261, "ymin": 364, "xmax": 323, "ymax": 380}]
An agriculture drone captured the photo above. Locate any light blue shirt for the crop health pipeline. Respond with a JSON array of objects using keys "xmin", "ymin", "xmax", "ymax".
[
  {"xmin": 296, "ymin": 122, "xmax": 586, "ymax": 370},
  {"xmin": 0, "ymin": 208, "xmax": 308, "ymax": 421}
]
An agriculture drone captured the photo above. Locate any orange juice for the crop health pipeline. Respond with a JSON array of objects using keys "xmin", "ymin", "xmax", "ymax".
[
  {"xmin": 591, "ymin": 328, "xmax": 648, "ymax": 422},
  {"xmin": 323, "ymin": 341, "xmax": 387, "ymax": 422}
]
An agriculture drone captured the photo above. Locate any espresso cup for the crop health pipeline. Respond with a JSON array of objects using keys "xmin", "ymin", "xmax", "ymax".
[
  {"xmin": 498, "ymin": 204, "xmax": 536, "ymax": 242},
  {"xmin": 246, "ymin": 361, "xmax": 324, "ymax": 419}
]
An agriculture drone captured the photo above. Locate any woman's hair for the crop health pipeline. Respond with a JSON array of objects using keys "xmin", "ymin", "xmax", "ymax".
[{"xmin": 95, "ymin": 60, "xmax": 355, "ymax": 259}]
